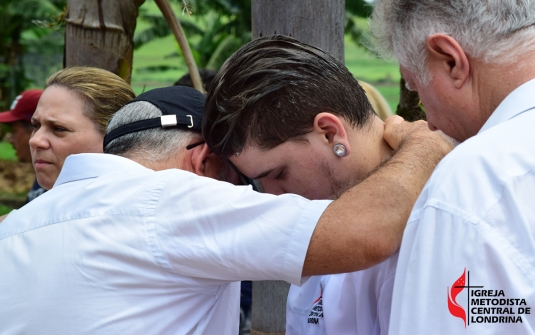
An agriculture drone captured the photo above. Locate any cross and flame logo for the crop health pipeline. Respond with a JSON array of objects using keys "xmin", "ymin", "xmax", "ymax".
[{"xmin": 447, "ymin": 268, "xmax": 467, "ymax": 327}]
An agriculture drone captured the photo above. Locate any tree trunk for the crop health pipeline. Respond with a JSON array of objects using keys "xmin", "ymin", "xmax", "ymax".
[
  {"xmin": 396, "ymin": 76, "xmax": 425, "ymax": 121},
  {"xmin": 250, "ymin": 2, "xmax": 345, "ymax": 334},
  {"xmin": 252, "ymin": 0, "xmax": 345, "ymax": 62},
  {"xmin": 64, "ymin": 0, "xmax": 145, "ymax": 83}
]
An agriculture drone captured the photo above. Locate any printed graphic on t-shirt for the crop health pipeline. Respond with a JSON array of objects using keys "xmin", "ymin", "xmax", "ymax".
[{"xmin": 308, "ymin": 293, "xmax": 324, "ymax": 324}]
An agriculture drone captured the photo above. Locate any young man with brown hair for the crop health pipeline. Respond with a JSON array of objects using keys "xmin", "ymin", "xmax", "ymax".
[{"xmin": 203, "ymin": 35, "xmax": 453, "ymax": 334}]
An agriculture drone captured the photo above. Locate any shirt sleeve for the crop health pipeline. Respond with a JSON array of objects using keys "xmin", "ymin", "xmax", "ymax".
[
  {"xmin": 151, "ymin": 172, "xmax": 331, "ymax": 286},
  {"xmin": 388, "ymin": 205, "xmax": 535, "ymax": 335}
]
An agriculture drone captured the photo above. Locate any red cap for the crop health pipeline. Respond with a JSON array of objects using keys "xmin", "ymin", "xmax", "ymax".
[{"xmin": 0, "ymin": 89, "xmax": 43, "ymax": 123}]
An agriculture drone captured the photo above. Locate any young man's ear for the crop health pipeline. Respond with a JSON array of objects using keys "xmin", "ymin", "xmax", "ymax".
[
  {"xmin": 426, "ymin": 34, "xmax": 470, "ymax": 89},
  {"xmin": 313, "ymin": 112, "xmax": 351, "ymax": 157},
  {"xmin": 189, "ymin": 143, "xmax": 224, "ymax": 179}
]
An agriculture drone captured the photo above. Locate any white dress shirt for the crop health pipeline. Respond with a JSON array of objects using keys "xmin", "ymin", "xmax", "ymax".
[
  {"xmin": 287, "ymin": 252, "xmax": 397, "ymax": 335},
  {"xmin": 389, "ymin": 78, "xmax": 535, "ymax": 334},
  {"xmin": 0, "ymin": 153, "xmax": 330, "ymax": 335}
]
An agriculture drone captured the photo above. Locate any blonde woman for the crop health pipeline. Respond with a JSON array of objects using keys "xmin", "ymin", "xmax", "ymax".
[
  {"xmin": 30, "ymin": 67, "xmax": 135, "ymax": 190},
  {"xmin": 0, "ymin": 67, "xmax": 134, "ymax": 223}
]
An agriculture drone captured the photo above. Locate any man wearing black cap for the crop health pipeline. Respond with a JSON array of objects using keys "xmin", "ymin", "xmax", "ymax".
[
  {"xmin": 0, "ymin": 86, "xmax": 450, "ymax": 334},
  {"xmin": 0, "ymin": 89, "xmax": 46, "ymax": 203}
]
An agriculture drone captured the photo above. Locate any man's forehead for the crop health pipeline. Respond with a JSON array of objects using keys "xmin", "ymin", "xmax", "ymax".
[{"xmin": 230, "ymin": 144, "xmax": 282, "ymax": 177}]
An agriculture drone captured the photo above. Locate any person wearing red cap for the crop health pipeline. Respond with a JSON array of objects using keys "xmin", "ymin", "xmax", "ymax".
[
  {"xmin": 0, "ymin": 89, "xmax": 46, "ymax": 203},
  {"xmin": 0, "ymin": 89, "xmax": 42, "ymax": 163}
]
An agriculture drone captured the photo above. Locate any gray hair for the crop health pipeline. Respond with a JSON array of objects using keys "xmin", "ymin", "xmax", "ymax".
[
  {"xmin": 370, "ymin": 0, "xmax": 535, "ymax": 85},
  {"xmin": 104, "ymin": 101, "xmax": 201, "ymax": 162}
]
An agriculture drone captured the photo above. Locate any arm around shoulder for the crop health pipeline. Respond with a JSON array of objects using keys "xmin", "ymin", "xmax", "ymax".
[{"xmin": 303, "ymin": 117, "xmax": 455, "ymax": 276}]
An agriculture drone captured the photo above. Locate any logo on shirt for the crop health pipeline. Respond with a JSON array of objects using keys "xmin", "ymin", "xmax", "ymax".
[
  {"xmin": 448, "ymin": 268, "xmax": 467, "ymax": 327},
  {"xmin": 447, "ymin": 268, "xmax": 529, "ymax": 328},
  {"xmin": 308, "ymin": 292, "xmax": 324, "ymax": 324}
]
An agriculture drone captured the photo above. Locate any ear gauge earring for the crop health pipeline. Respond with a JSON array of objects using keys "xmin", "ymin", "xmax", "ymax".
[{"xmin": 333, "ymin": 143, "xmax": 347, "ymax": 157}]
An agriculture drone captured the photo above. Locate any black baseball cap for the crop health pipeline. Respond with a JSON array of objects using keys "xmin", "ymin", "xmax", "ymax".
[
  {"xmin": 103, "ymin": 85, "xmax": 259, "ymax": 191},
  {"xmin": 103, "ymin": 86, "xmax": 204, "ymax": 149}
]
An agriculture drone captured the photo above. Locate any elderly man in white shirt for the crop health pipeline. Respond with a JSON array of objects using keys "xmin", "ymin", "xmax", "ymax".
[
  {"xmin": 370, "ymin": 0, "xmax": 535, "ymax": 334},
  {"xmin": 0, "ymin": 86, "xmax": 451, "ymax": 334}
]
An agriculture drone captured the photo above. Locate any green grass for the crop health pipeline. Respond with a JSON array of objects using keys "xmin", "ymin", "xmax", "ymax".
[
  {"xmin": 345, "ymin": 40, "xmax": 400, "ymax": 82},
  {"xmin": 0, "ymin": 142, "xmax": 17, "ymax": 161},
  {"xmin": 344, "ymin": 36, "xmax": 400, "ymax": 112}
]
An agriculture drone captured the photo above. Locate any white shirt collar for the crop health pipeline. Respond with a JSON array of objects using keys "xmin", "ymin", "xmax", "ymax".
[
  {"xmin": 54, "ymin": 153, "xmax": 147, "ymax": 188},
  {"xmin": 479, "ymin": 77, "xmax": 535, "ymax": 134}
]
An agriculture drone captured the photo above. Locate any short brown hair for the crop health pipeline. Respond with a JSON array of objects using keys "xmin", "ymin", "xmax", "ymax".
[
  {"xmin": 46, "ymin": 67, "xmax": 136, "ymax": 135},
  {"xmin": 203, "ymin": 35, "xmax": 375, "ymax": 157}
]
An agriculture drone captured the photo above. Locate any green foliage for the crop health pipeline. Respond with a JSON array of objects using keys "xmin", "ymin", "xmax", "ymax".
[
  {"xmin": 132, "ymin": 0, "xmax": 401, "ymax": 109},
  {"xmin": 187, "ymin": 11, "xmax": 250, "ymax": 69},
  {"xmin": 204, "ymin": 32, "xmax": 247, "ymax": 70},
  {"xmin": 135, "ymin": 0, "xmax": 251, "ymax": 71},
  {"xmin": 135, "ymin": 0, "xmax": 373, "ymax": 75},
  {"xmin": 0, "ymin": 204, "xmax": 13, "ymax": 216},
  {"xmin": 187, "ymin": 0, "xmax": 252, "ymax": 68},
  {"xmin": 185, "ymin": 0, "xmax": 251, "ymax": 32},
  {"xmin": 0, "ymin": 142, "xmax": 17, "ymax": 161},
  {"xmin": 0, "ymin": 0, "xmax": 65, "ymax": 109},
  {"xmin": 134, "ymin": 13, "xmax": 203, "ymax": 50},
  {"xmin": 346, "ymin": 0, "xmax": 374, "ymax": 17},
  {"xmin": 345, "ymin": 0, "xmax": 374, "ymax": 47}
]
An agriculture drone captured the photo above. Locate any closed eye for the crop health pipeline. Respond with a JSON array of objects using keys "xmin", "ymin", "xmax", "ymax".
[{"xmin": 275, "ymin": 168, "xmax": 285, "ymax": 181}]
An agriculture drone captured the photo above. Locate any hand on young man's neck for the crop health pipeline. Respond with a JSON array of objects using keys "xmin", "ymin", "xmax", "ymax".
[{"xmin": 344, "ymin": 115, "xmax": 394, "ymax": 182}]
